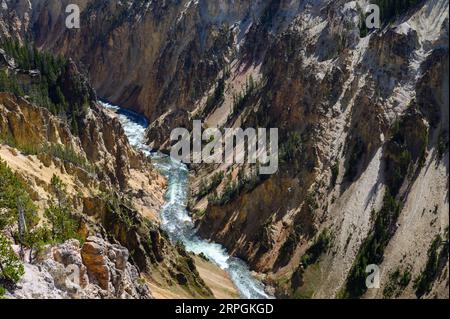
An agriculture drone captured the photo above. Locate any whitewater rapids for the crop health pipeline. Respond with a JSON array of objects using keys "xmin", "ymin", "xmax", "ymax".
[{"xmin": 102, "ymin": 102, "xmax": 272, "ymax": 299}]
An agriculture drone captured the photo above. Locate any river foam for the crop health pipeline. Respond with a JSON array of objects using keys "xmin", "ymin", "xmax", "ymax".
[{"xmin": 101, "ymin": 101, "xmax": 272, "ymax": 299}]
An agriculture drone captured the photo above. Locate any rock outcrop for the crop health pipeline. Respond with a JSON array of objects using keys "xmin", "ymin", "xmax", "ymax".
[
  {"xmin": 0, "ymin": 23, "xmax": 212, "ymax": 299},
  {"xmin": 10, "ymin": 237, "xmax": 151, "ymax": 299}
]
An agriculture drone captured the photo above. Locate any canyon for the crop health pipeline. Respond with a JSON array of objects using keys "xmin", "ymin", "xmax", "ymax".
[{"xmin": 0, "ymin": 0, "xmax": 449, "ymax": 299}]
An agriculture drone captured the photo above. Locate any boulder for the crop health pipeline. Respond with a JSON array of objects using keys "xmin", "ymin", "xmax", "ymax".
[{"xmin": 81, "ymin": 237, "xmax": 110, "ymax": 290}]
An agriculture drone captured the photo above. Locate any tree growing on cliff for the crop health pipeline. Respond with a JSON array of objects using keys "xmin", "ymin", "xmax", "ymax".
[
  {"xmin": 45, "ymin": 175, "xmax": 81, "ymax": 243},
  {"xmin": 0, "ymin": 234, "xmax": 24, "ymax": 285}
]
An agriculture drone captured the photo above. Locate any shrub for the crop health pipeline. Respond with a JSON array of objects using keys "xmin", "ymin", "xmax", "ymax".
[
  {"xmin": 0, "ymin": 234, "xmax": 24, "ymax": 284},
  {"xmin": 45, "ymin": 175, "xmax": 82, "ymax": 243},
  {"xmin": 0, "ymin": 69, "xmax": 24, "ymax": 96},
  {"xmin": 359, "ymin": 0, "xmax": 425, "ymax": 36},
  {"xmin": 437, "ymin": 131, "xmax": 448, "ymax": 161},
  {"xmin": 1, "ymin": 40, "xmax": 92, "ymax": 134},
  {"xmin": 280, "ymin": 132, "xmax": 303, "ymax": 163},
  {"xmin": 414, "ymin": 235, "xmax": 442, "ymax": 298},
  {"xmin": 290, "ymin": 229, "xmax": 332, "ymax": 294},
  {"xmin": 41, "ymin": 144, "xmax": 94, "ymax": 173},
  {"xmin": 1, "ymin": 39, "xmax": 69, "ymax": 114},
  {"xmin": 373, "ymin": 0, "xmax": 424, "ymax": 23},
  {"xmin": 345, "ymin": 137, "xmax": 365, "ymax": 181},
  {"xmin": 230, "ymin": 75, "xmax": 258, "ymax": 117},
  {"xmin": 331, "ymin": 163, "xmax": 339, "ymax": 187},
  {"xmin": 0, "ymin": 160, "xmax": 39, "ymax": 231},
  {"xmin": 383, "ymin": 267, "xmax": 411, "ymax": 298},
  {"xmin": 300, "ymin": 229, "xmax": 332, "ymax": 267},
  {"xmin": 208, "ymin": 169, "xmax": 262, "ymax": 206},
  {"xmin": 197, "ymin": 171, "xmax": 224, "ymax": 198}
]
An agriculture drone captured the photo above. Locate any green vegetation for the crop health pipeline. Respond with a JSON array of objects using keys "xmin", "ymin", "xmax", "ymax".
[
  {"xmin": 0, "ymin": 132, "xmax": 94, "ymax": 174},
  {"xmin": 41, "ymin": 144, "xmax": 94, "ymax": 173},
  {"xmin": 280, "ymin": 132, "xmax": 303, "ymax": 163},
  {"xmin": 414, "ymin": 231, "xmax": 447, "ymax": 298},
  {"xmin": 386, "ymin": 121, "xmax": 414, "ymax": 195},
  {"xmin": 0, "ymin": 42, "xmax": 93, "ymax": 295},
  {"xmin": 385, "ymin": 117, "xmax": 427, "ymax": 194},
  {"xmin": 197, "ymin": 171, "xmax": 224, "ymax": 198},
  {"xmin": 259, "ymin": 0, "xmax": 280, "ymax": 27},
  {"xmin": 0, "ymin": 284, "xmax": 5, "ymax": 298},
  {"xmin": 1, "ymin": 40, "xmax": 91, "ymax": 135},
  {"xmin": 0, "ymin": 160, "xmax": 39, "ymax": 231},
  {"xmin": 102, "ymin": 190, "xmax": 136, "ymax": 230},
  {"xmin": 341, "ymin": 191, "xmax": 402, "ymax": 298},
  {"xmin": 290, "ymin": 229, "xmax": 332, "ymax": 297},
  {"xmin": 0, "ymin": 161, "xmax": 47, "ymax": 289},
  {"xmin": 230, "ymin": 75, "xmax": 258, "ymax": 117},
  {"xmin": 300, "ymin": 229, "xmax": 333, "ymax": 267},
  {"xmin": 0, "ymin": 133, "xmax": 41, "ymax": 156},
  {"xmin": 45, "ymin": 175, "xmax": 82, "ymax": 244},
  {"xmin": 437, "ymin": 131, "xmax": 449, "ymax": 161},
  {"xmin": 0, "ymin": 234, "xmax": 24, "ymax": 284},
  {"xmin": 0, "ymin": 159, "xmax": 53, "ymax": 261},
  {"xmin": 0, "ymin": 69, "xmax": 24, "ymax": 96},
  {"xmin": 383, "ymin": 267, "xmax": 411, "ymax": 298},
  {"xmin": 330, "ymin": 163, "xmax": 339, "ymax": 187},
  {"xmin": 1, "ymin": 39, "xmax": 69, "ymax": 114},
  {"xmin": 359, "ymin": 0, "xmax": 425, "ymax": 36},
  {"xmin": 1, "ymin": 160, "xmax": 84, "ymax": 293},
  {"xmin": 341, "ymin": 114, "xmax": 429, "ymax": 298},
  {"xmin": 208, "ymin": 168, "xmax": 263, "ymax": 206},
  {"xmin": 345, "ymin": 137, "xmax": 365, "ymax": 182},
  {"xmin": 359, "ymin": 10, "xmax": 370, "ymax": 38},
  {"xmin": 279, "ymin": 230, "xmax": 301, "ymax": 265},
  {"xmin": 373, "ymin": 0, "xmax": 424, "ymax": 23}
]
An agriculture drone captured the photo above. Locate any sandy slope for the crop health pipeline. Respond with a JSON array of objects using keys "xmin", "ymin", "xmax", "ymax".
[{"xmin": 148, "ymin": 255, "xmax": 239, "ymax": 299}]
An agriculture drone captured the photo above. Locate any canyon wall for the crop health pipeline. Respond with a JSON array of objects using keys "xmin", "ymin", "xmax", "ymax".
[{"xmin": 1, "ymin": 0, "xmax": 448, "ymax": 298}]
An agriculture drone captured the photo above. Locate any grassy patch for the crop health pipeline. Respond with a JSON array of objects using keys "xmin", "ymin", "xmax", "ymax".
[
  {"xmin": 44, "ymin": 175, "xmax": 83, "ymax": 244},
  {"xmin": 41, "ymin": 144, "xmax": 95, "ymax": 173}
]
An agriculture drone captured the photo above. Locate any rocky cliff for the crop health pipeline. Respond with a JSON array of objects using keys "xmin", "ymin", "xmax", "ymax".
[{"xmin": 0, "ymin": 30, "xmax": 213, "ymax": 298}]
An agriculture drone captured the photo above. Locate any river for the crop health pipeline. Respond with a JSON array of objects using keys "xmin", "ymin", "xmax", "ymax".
[{"xmin": 101, "ymin": 102, "xmax": 271, "ymax": 299}]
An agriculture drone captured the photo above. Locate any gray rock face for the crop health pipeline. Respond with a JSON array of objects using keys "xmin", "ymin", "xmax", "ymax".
[{"xmin": 9, "ymin": 237, "xmax": 152, "ymax": 299}]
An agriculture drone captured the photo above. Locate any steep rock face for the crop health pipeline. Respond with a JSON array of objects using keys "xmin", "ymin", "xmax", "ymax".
[
  {"xmin": 0, "ymin": 91, "xmax": 138, "ymax": 192},
  {"xmin": 2, "ymin": 0, "xmax": 448, "ymax": 299},
  {"xmin": 192, "ymin": 0, "xmax": 448, "ymax": 299},
  {"xmin": 78, "ymin": 182, "xmax": 213, "ymax": 298},
  {"xmin": 0, "ymin": 34, "xmax": 212, "ymax": 298},
  {"xmin": 3, "ymin": 0, "xmax": 310, "ymax": 145}
]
